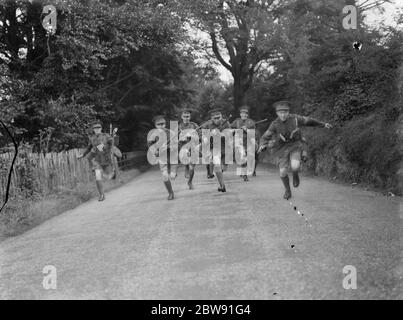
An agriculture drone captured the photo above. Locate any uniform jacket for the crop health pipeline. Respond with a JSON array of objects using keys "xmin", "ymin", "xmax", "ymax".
[
  {"xmin": 84, "ymin": 133, "xmax": 113, "ymax": 166},
  {"xmin": 200, "ymin": 119, "xmax": 231, "ymax": 154},
  {"xmin": 147, "ymin": 127, "xmax": 178, "ymax": 161},
  {"xmin": 200, "ymin": 119, "xmax": 231, "ymax": 131},
  {"xmin": 230, "ymin": 118, "xmax": 256, "ymax": 130},
  {"xmin": 260, "ymin": 114, "xmax": 325, "ymax": 151},
  {"xmin": 178, "ymin": 121, "xmax": 199, "ymax": 149},
  {"xmin": 231, "ymin": 118, "xmax": 256, "ymax": 146}
]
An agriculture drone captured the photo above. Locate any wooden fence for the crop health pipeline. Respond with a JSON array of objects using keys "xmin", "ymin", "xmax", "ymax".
[{"xmin": 0, "ymin": 149, "xmax": 147, "ymax": 197}]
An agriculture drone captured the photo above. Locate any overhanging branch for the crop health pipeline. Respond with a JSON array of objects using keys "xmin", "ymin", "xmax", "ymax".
[{"xmin": 210, "ymin": 31, "xmax": 233, "ymax": 72}]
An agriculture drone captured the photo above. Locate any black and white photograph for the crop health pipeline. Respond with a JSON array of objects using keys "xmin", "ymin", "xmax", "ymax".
[{"xmin": 0, "ymin": 0, "xmax": 402, "ymax": 304}]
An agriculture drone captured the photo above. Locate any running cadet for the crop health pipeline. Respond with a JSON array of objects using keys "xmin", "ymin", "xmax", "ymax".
[
  {"xmin": 78, "ymin": 121, "xmax": 115, "ymax": 202},
  {"xmin": 148, "ymin": 115, "xmax": 178, "ymax": 200},
  {"xmin": 200, "ymin": 108, "xmax": 231, "ymax": 193},
  {"xmin": 258, "ymin": 101, "xmax": 332, "ymax": 200},
  {"xmin": 231, "ymin": 106, "xmax": 256, "ymax": 182},
  {"xmin": 178, "ymin": 108, "xmax": 199, "ymax": 190}
]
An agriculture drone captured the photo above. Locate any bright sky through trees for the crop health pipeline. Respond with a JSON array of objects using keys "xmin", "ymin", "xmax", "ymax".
[{"xmin": 209, "ymin": 0, "xmax": 403, "ymax": 83}]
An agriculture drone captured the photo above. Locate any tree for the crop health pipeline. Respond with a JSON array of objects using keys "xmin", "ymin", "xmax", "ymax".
[
  {"xmin": 182, "ymin": 0, "xmax": 289, "ymax": 110},
  {"xmin": 0, "ymin": 0, "xmax": 196, "ymax": 151}
]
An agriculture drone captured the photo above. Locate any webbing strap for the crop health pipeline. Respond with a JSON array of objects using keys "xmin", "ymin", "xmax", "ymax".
[{"xmin": 290, "ymin": 117, "xmax": 299, "ymax": 140}]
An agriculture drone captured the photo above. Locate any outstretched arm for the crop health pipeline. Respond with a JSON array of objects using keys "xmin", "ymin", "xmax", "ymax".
[
  {"xmin": 298, "ymin": 116, "xmax": 332, "ymax": 129},
  {"xmin": 258, "ymin": 123, "xmax": 276, "ymax": 152}
]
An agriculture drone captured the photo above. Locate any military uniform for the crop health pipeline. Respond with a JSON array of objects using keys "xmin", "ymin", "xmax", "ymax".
[
  {"xmin": 178, "ymin": 120, "xmax": 199, "ymax": 189},
  {"xmin": 80, "ymin": 121, "xmax": 115, "ymax": 202},
  {"xmin": 259, "ymin": 101, "xmax": 330, "ymax": 200},
  {"xmin": 179, "ymin": 121, "xmax": 199, "ymax": 165},
  {"xmin": 200, "ymin": 118, "xmax": 231, "ymax": 173},
  {"xmin": 199, "ymin": 108, "xmax": 231, "ymax": 193},
  {"xmin": 231, "ymin": 116, "xmax": 256, "ymax": 180},
  {"xmin": 148, "ymin": 115, "xmax": 178, "ymax": 200},
  {"xmin": 148, "ymin": 127, "xmax": 178, "ymax": 181},
  {"xmin": 84, "ymin": 132, "xmax": 114, "ymax": 176},
  {"xmin": 260, "ymin": 114, "xmax": 325, "ymax": 168}
]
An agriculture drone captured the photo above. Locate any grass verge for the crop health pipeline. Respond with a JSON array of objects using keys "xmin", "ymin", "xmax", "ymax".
[{"xmin": 0, "ymin": 165, "xmax": 149, "ymax": 240}]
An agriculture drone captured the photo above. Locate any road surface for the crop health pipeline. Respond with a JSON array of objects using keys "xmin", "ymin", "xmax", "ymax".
[{"xmin": 0, "ymin": 165, "xmax": 401, "ymax": 299}]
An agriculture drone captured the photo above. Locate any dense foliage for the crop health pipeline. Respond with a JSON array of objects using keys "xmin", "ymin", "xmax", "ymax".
[
  {"xmin": 0, "ymin": 0, "xmax": 195, "ymax": 152},
  {"xmin": 1, "ymin": 0, "xmax": 402, "ymax": 193}
]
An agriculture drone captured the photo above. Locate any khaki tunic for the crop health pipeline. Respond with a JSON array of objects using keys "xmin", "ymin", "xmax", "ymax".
[
  {"xmin": 85, "ymin": 133, "xmax": 113, "ymax": 171},
  {"xmin": 260, "ymin": 114, "xmax": 325, "ymax": 168}
]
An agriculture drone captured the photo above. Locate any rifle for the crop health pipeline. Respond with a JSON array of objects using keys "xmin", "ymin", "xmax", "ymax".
[
  {"xmin": 255, "ymin": 118, "xmax": 268, "ymax": 126},
  {"xmin": 164, "ymin": 115, "xmax": 234, "ymax": 147}
]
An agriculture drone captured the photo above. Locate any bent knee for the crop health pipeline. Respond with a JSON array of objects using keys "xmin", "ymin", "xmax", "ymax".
[
  {"xmin": 162, "ymin": 172, "xmax": 169, "ymax": 181},
  {"xmin": 279, "ymin": 168, "xmax": 288, "ymax": 177},
  {"xmin": 290, "ymin": 160, "xmax": 301, "ymax": 171},
  {"xmin": 95, "ymin": 170, "xmax": 103, "ymax": 181}
]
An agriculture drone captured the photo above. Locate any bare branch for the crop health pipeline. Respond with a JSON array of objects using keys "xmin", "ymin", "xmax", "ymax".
[
  {"xmin": 358, "ymin": 0, "xmax": 392, "ymax": 12},
  {"xmin": 210, "ymin": 31, "xmax": 233, "ymax": 72}
]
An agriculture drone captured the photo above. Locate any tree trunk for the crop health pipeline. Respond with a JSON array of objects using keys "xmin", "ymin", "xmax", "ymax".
[{"xmin": 233, "ymin": 72, "xmax": 247, "ymax": 111}]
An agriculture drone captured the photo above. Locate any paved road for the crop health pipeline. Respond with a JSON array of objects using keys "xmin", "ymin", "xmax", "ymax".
[{"xmin": 0, "ymin": 165, "xmax": 401, "ymax": 299}]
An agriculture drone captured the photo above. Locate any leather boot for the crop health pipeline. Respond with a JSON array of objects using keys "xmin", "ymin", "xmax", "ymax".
[
  {"xmin": 216, "ymin": 171, "xmax": 226, "ymax": 192},
  {"xmin": 207, "ymin": 164, "xmax": 214, "ymax": 179},
  {"xmin": 293, "ymin": 171, "xmax": 300, "ymax": 188},
  {"xmin": 188, "ymin": 168, "xmax": 195, "ymax": 190},
  {"xmin": 164, "ymin": 181, "xmax": 174, "ymax": 200},
  {"xmin": 96, "ymin": 181, "xmax": 105, "ymax": 201},
  {"xmin": 281, "ymin": 175, "xmax": 292, "ymax": 200},
  {"xmin": 184, "ymin": 165, "xmax": 190, "ymax": 179}
]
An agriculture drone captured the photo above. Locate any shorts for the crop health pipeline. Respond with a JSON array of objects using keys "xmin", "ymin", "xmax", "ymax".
[
  {"xmin": 212, "ymin": 153, "xmax": 228, "ymax": 172},
  {"xmin": 159, "ymin": 162, "xmax": 178, "ymax": 176},
  {"xmin": 91, "ymin": 158, "xmax": 112, "ymax": 170},
  {"xmin": 274, "ymin": 141, "xmax": 304, "ymax": 170}
]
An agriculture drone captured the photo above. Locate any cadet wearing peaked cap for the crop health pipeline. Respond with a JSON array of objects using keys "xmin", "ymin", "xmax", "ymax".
[
  {"xmin": 148, "ymin": 115, "xmax": 178, "ymax": 200},
  {"xmin": 180, "ymin": 107, "xmax": 195, "ymax": 115},
  {"xmin": 239, "ymin": 106, "xmax": 250, "ymax": 113},
  {"xmin": 77, "ymin": 120, "xmax": 115, "ymax": 202},
  {"xmin": 92, "ymin": 120, "xmax": 103, "ymax": 128},
  {"xmin": 231, "ymin": 106, "xmax": 256, "ymax": 182},
  {"xmin": 152, "ymin": 115, "xmax": 166, "ymax": 123},
  {"xmin": 199, "ymin": 107, "xmax": 230, "ymax": 192},
  {"xmin": 208, "ymin": 108, "xmax": 223, "ymax": 117},
  {"xmin": 258, "ymin": 100, "xmax": 333, "ymax": 200},
  {"xmin": 273, "ymin": 101, "xmax": 291, "ymax": 112},
  {"xmin": 206, "ymin": 108, "xmax": 222, "ymax": 179},
  {"xmin": 178, "ymin": 107, "xmax": 199, "ymax": 190}
]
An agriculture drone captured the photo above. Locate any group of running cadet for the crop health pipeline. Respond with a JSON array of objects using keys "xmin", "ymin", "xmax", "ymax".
[
  {"xmin": 79, "ymin": 100, "xmax": 332, "ymax": 202},
  {"xmin": 147, "ymin": 100, "xmax": 332, "ymax": 201},
  {"xmin": 230, "ymin": 106, "xmax": 259, "ymax": 182}
]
